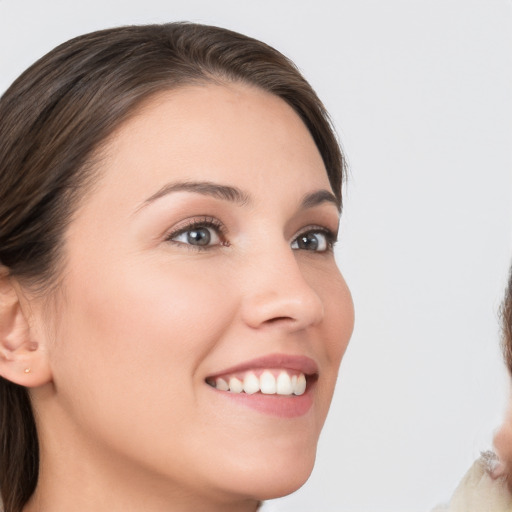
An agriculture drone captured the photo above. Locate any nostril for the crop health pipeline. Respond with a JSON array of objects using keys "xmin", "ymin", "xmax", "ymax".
[{"xmin": 265, "ymin": 316, "xmax": 294, "ymax": 324}]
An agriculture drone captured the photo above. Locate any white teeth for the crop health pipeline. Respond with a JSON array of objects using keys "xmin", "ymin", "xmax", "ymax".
[
  {"xmin": 243, "ymin": 373, "xmax": 260, "ymax": 394},
  {"xmin": 294, "ymin": 374, "xmax": 307, "ymax": 396},
  {"xmin": 276, "ymin": 371, "xmax": 293, "ymax": 395},
  {"xmin": 260, "ymin": 371, "xmax": 276, "ymax": 394},
  {"xmin": 228, "ymin": 377, "xmax": 243, "ymax": 393},
  {"xmin": 215, "ymin": 378, "xmax": 229, "ymax": 391},
  {"xmin": 212, "ymin": 370, "xmax": 309, "ymax": 396}
]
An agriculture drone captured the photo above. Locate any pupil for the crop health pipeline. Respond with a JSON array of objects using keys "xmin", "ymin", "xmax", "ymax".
[
  {"xmin": 299, "ymin": 234, "xmax": 318, "ymax": 250},
  {"xmin": 187, "ymin": 228, "xmax": 211, "ymax": 246}
]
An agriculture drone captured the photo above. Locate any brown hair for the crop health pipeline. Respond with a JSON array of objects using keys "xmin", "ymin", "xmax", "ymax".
[
  {"xmin": 502, "ymin": 265, "xmax": 512, "ymax": 376},
  {"xmin": 0, "ymin": 23, "xmax": 346, "ymax": 512}
]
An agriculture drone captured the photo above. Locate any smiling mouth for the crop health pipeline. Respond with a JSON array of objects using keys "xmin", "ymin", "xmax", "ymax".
[{"xmin": 206, "ymin": 369, "xmax": 316, "ymax": 396}]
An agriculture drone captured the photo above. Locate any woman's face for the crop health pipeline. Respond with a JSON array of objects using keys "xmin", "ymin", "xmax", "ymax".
[{"xmin": 34, "ymin": 83, "xmax": 354, "ymax": 505}]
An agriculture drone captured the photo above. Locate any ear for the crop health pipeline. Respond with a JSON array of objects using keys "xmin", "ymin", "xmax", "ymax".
[{"xmin": 0, "ymin": 266, "xmax": 52, "ymax": 387}]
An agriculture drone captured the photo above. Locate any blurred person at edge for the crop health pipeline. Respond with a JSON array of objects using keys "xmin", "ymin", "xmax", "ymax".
[{"xmin": 433, "ymin": 265, "xmax": 512, "ymax": 511}]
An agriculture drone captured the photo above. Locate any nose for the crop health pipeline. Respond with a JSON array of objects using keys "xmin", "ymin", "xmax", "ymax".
[{"xmin": 240, "ymin": 244, "xmax": 325, "ymax": 332}]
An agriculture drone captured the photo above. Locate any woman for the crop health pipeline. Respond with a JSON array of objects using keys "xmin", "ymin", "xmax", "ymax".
[
  {"xmin": 433, "ymin": 266, "xmax": 512, "ymax": 511},
  {"xmin": 0, "ymin": 23, "xmax": 354, "ymax": 512}
]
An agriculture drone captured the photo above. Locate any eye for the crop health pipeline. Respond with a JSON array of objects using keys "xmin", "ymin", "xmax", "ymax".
[
  {"xmin": 166, "ymin": 218, "xmax": 227, "ymax": 249},
  {"xmin": 291, "ymin": 229, "xmax": 335, "ymax": 252}
]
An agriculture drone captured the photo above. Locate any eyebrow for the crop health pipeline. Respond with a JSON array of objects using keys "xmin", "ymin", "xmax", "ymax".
[
  {"xmin": 137, "ymin": 180, "xmax": 340, "ymax": 213},
  {"xmin": 138, "ymin": 181, "xmax": 250, "ymax": 211},
  {"xmin": 300, "ymin": 189, "xmax": 341, "ymax": 212}
]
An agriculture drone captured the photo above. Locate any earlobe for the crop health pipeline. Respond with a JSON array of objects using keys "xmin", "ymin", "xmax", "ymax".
[{"xmin": 0, "ymin": 266, "xmax": 52, "ymax": 387}]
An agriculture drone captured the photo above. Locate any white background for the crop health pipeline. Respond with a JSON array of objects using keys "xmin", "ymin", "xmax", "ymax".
[{"xmin": 1, "ymin": 1, "xmax": 511, "ymax": 510}]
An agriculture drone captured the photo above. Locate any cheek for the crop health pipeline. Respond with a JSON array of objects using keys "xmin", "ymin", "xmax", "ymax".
[
  {"xmin": 308, "ymin": 266, "xmax": 354, "ymax": 414},
  {"xmin": 51, "ymin": 258, "xmax": 236, "ymax": 418},
  {"xmin": 315, "ymin": 267, "xmax": 354, "ymax": 364},
  {"xmin": 46, "ymin": 257, "xmax": 245, "ymax": 483}
]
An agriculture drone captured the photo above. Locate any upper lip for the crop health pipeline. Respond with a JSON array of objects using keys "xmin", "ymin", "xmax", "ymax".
[{"xmin": 206, "ymin": 353, "xmax": 319, "ymax": 379}]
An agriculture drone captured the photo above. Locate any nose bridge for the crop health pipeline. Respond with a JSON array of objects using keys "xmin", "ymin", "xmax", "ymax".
[{"xmin": 240, "ymin": 240, "xmax": 324, "ymax": 331}]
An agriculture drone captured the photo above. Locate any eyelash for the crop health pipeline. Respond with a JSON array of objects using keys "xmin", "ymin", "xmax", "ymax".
[{"xmin": 165, "ymin": 218, "xmax": 337, "ymax": 253}]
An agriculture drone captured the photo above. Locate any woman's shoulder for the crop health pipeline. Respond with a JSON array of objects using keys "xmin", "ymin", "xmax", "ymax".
[{"xmin": 433, "ymin": 452, "xmax": 512, "ymax": 512}]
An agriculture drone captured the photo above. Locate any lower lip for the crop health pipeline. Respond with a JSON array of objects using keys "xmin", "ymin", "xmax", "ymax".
[{"xmin": 207, "ymin": 382, "xmax": 315, "ymax": 418}]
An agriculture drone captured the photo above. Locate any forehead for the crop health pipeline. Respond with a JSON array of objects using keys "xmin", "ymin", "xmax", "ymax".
[{"xmin": 85, "ymin": 83, "xmax": 330, "ymax": 211}]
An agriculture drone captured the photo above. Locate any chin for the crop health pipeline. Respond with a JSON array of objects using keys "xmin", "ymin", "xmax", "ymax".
[
  {"xmin": 222, "ymin": 446, "xmax": 317, "ymax": 501},
  {"xmin": 256, "ymin": 467, "xmax": 314, "ymax": 500}
]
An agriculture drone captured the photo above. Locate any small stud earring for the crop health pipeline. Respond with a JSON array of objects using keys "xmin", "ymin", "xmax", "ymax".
[{"xmin": 24, "ymin": 368, "xmax": 31, "ymax": 374}]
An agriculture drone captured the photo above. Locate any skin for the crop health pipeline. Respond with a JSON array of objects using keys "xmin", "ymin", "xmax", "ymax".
[
  {"xmin": 494, "ymin": 404, "xmax": 512, "ymax": 480},
  {"xmin": 16, "ymin": 83, "xmax": 354, "ymax": 512}
]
